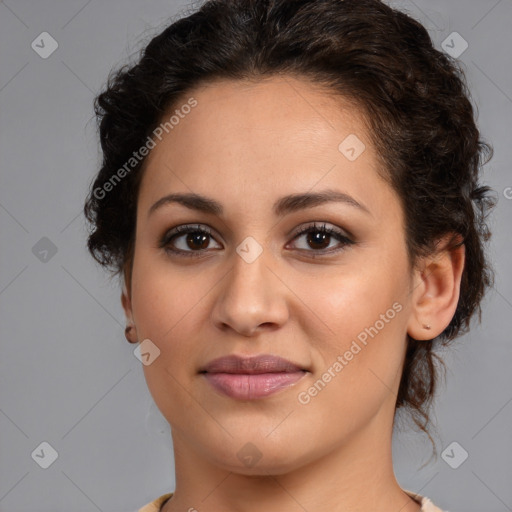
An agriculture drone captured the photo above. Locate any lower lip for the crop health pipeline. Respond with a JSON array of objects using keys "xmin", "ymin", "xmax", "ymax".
[{"xmin": 202, "ymin": 371, "xmax": 306, "ymax": 400}]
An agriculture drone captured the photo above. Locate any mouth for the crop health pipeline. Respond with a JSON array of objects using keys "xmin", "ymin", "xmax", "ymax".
[{"xmin": 199, "ymin": 354, "xmax": 309, "ymax": 400}]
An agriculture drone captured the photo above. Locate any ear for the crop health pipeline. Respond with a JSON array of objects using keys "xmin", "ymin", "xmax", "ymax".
[
  {"xmin": 121, "ymin": 281, "xmax": 133, "ymax": 324},
  {"xmin": 407, "ymin": 233, "xmax": 465, "ymax": 341},
  {"xmin": 121, "ymin": 263, "xmax": 137, "ymax": 343}
]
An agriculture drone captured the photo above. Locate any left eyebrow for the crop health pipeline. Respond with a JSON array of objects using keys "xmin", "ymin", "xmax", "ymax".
[
  {"xmin": 147, "ymin": 188, "xmax": 372, "ymax": 218},
  {"xmin": 273, "ymin": 189, "xmax": 372, "ymax": 217}
]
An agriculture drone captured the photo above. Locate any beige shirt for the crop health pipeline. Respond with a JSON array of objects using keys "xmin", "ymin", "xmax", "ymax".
[{"xmin": 138, "ymin": 489, "xmax": 445, "ymax": 512}]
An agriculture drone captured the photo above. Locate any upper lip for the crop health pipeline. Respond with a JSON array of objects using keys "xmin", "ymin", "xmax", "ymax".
[{"xmin": 199, "ymin": 354, "xmax": 306, "ymax": 374}]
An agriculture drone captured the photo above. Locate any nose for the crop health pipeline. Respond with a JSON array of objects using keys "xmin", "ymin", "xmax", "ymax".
[{"xmin": 210, "ymin": 248, "xmax": 289, "ymax": 337}]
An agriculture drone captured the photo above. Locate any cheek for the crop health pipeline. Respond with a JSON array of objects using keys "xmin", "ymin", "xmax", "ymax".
[
  {"xmin": 299, "ymin": 260, "xmax": 404, "ymax": 344},
  {"xmin": 131, "ymin": 255, "xmax": 204, "ymax": 340},
  {"xmin": 295, "ymin": 262, "xmax": 408, "ymax": 405},
  {"xmin": 130, "ymin": 259, "xmax": 211, "ymax": 404},
  {"xmin": 294, "ymin": 307, "xmax": 406, "ymax": 439},
  {"xmin": 132, "ymin": 264, "xmax": 205, "ymax": 415}
]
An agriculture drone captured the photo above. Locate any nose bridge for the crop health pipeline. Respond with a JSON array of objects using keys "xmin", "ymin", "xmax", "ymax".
[
  {"xmin": 230, "ymin": 243, "xmax": 270, "ymax": 298},
  {"xmin": 211, "ymin": 241, "xmax": 288, "ymax": 335}
]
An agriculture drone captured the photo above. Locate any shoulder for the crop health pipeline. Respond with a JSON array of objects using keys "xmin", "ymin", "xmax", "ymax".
[
  {"xmin": 403, "ymin": 489, "xmax": 447, "ymax": 512},
  {"xmin": 137, "ymin": 492, "xmax": 174, "ymax": 512},
  {"xmin": 139, "ymin": 490, "xmax": 447, "ymax": 512}
]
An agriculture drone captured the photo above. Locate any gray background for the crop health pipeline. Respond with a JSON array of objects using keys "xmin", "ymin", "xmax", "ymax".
[{"xmin": 0, "ymin": 0, "xmax": 511, "ymax": 511}]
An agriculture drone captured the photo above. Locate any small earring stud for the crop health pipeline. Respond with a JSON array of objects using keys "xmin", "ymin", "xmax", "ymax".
[{"xmin": 423, "ymin": 324, "xmax": 431, "ymax": 330}]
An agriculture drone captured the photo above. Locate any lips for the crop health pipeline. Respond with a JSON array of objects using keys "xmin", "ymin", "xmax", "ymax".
[
  {"xmin": 200, "ymin": 354, "xmax": 306, "ymax": 374},
  {"xmin": 199, "ymin": 354, "xmax": 308, "ymax": 400}
]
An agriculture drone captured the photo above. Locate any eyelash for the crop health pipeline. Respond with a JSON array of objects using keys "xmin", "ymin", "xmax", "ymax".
[{"xmin": 159, "ymin": 222, "xmax": 355, "ymax": 259}]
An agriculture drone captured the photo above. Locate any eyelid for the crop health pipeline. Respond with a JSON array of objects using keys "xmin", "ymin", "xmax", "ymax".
[
  {"xmin": 289, "ymin": 221, "xmax": 352, "ymax": 240},
  {"xmin": 286, "ymin": 222, "xmax": 354, "ymax": 253},
  {"xmin": 159, "ymin": 223, "xmax": 221, "ymax": 247}
]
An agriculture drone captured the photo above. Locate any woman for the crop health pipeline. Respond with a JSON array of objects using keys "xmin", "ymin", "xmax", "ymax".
[{"xmin": 84, "ymin": 1, "xmax": 495, "ymax": 511}]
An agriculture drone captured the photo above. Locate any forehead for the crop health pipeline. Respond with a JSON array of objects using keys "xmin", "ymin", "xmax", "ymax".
[
  {"xmin": 137, "ymin": 75, "xmax": 396, "ymax": 222},
  {"xmin": 153, "ymin": 75, "xmax": 369, "ymax": 158}
]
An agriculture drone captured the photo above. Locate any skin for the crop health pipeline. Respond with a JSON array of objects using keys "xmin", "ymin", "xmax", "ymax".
[{"xmin": 121, "ymin": 75, "xmax": 465, "ymax": 512}]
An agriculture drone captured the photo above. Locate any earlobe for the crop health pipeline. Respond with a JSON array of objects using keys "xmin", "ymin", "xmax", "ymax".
[{"xmin": 407, "ymin": 234, "xmax": 465, "ymax": 341}]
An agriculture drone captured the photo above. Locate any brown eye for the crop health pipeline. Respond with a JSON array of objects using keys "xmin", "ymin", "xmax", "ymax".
[
  {"xmin": 305, "ymin": 230, "xmax": 331, "ymax": 250},
  {"xmin": 289, "ymin": 222, "xmax": 355, "ymax": 256},
  {"xmin": 184, "ymin": 231, "xmax": 210, "ymax": 250},
  {"xmin": 160, "ymin": 224, "xmax": 222, "ymax": 257}
]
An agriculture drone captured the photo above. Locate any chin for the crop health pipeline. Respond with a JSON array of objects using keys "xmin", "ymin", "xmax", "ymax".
[{"xmin": 205, "ymin": 441, "xmax": 313, "ymax": 477}]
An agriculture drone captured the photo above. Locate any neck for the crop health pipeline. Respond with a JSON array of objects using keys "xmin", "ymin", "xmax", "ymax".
[{"xmin": 162, "ymin": 403, "xmax": 421, "ymax": 512}]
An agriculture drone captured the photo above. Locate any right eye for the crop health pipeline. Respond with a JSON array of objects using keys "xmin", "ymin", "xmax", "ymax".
[{"xmin": 159, "ymin": 224, "xmax": 223, "ymax": 258}]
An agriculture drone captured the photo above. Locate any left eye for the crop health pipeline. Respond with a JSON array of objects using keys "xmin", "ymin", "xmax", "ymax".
[
  {"xmin": 159, "ymin": 222, "xmax": 354, "ymax": 258},
  {"xmin": 288, "ymin": 222, "xmax": 354, "ymax": 255}
]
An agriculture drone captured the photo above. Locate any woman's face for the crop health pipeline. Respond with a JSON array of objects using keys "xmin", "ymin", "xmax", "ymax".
[{"xmin": 124, "ymin": 75, "xmax": 419, "ymax": 473}]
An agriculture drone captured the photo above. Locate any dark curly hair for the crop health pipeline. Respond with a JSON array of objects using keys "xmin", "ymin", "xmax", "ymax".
[{"xmin": 84, "ymin": 0, "xmax": 496, "ymax": 458}]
